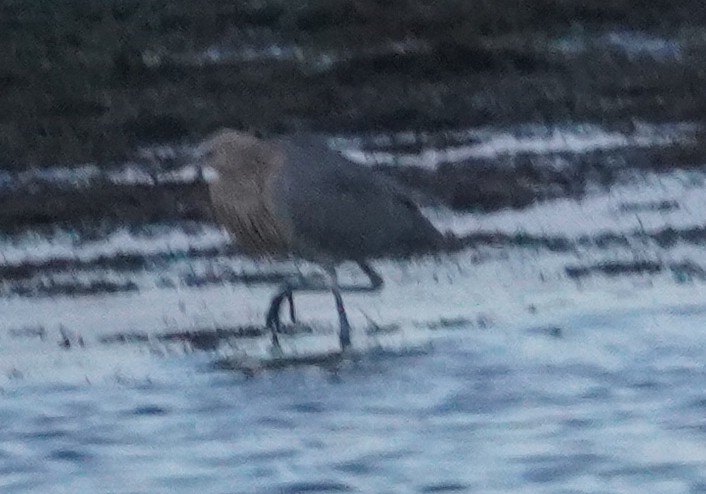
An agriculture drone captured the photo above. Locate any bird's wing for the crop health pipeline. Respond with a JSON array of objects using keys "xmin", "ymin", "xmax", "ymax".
[{"xmin": 275, "ymin": 138, "xmax": 442, "ymax": 260}]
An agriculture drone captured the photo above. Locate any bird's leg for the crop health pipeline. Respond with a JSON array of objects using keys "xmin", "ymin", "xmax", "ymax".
[
  {"xmin": 282, "ymin": 258, "xmax": 307, "ymax": 325},
  {"xmin": 286, "ymin": 291, "xmax": 296, "ymax": 324},
  {"xmin": 265, "ymin": 276, "xmax": 321, "ymax": 342},
  {"xmin": 332, "ymin": 286, "xmax": 352, "ymax": 350},
  {"xmin": 330, "ymin": 261, "xmax": 384, "ymax": 292},
  {"xmin": 355, "ymin": 261, "xmax": 384, "ymax": 292},
  {"xmin": 264, "ymin": 284, "xmax": 296, "ymax": 329},
  {"xmin": 324, "ymin": 266, "xmax": 352, "ymax": 351},
  {"xmin": 265, "ymin": 280, "xmax": 296, "ymax": 341},
  {"xmin": 265, "ymin": 263, "xmax": 380, "ymax": 351}
]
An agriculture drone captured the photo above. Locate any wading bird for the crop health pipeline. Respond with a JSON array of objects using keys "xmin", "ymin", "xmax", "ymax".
[{"xmin": 202, "ymin": 129, "xmax": 443, "ymax": 352}]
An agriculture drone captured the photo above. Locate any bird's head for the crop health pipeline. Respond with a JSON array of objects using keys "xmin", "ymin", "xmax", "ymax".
[{"xmin": 197, "ymin": 128, "xmax": 282, "ymax": 182}]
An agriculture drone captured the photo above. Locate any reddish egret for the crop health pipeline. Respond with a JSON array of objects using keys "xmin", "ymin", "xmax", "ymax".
[{"xmin": 202, "ymin": 129, "xmax": 443, "ymax": 351}]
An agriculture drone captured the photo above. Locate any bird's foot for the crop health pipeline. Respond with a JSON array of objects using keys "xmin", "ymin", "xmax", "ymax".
[
  {"xmin": 269, "ymin": 340, "xmax": 285, "ymax": 358},
  {"xmin": 339, "ymin": 326, "xmax": 351, "ymax": 351},
  {"xmin": 266, "ymin": 281, "xmax": 298, "ymax": 330},
  {"xmin": 337, "ymin": 308, "xmax": 352, "ymax": 351},
  {"xmin": 331, "ymin": 285, "xmax": 352, "ymax": 352},
  {"xmin": 267, "ymin": 324, "xmax": 287, "ymax": 358}
]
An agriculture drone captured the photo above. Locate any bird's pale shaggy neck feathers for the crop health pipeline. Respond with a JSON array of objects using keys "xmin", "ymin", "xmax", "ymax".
[{"xmin": 204, "ymin": 130, "xmax": 292, "ymax": 256}]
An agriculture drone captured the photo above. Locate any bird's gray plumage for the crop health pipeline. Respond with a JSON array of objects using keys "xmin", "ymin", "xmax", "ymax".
[
  {"xmin": 273, "ymin": 135, "xmax": 443, "ymax": 262},
  {"xmin": 204, "ymin": 129, "xmax": 442, "ymax": 262},
  {"xmin": 202, "ymin": 129, "xmax": 443, "ymax": 352}
]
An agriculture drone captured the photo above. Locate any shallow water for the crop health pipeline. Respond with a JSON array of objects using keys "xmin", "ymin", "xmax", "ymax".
[
  {"xmin": 4, "ymin": 122, "xmax": 706, "ymax": 493},
  {"xmin": 4, "ymin": 302, "xmax": 706, "ymax": 493}
]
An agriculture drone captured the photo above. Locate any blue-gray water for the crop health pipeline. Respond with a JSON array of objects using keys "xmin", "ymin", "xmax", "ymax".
[
  {"xmin": 4, "ymin": 303, "xmax": 706, "ymax": 494},
  {"xmin": 4, "ymin": 122, "xmax": 706, "ymax": 493}
]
